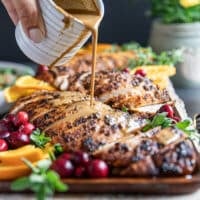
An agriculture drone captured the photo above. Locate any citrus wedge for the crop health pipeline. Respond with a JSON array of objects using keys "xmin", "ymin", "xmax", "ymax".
[
  {"xmin": 131, "ymin": 65, "xmax": 176, "ymax": 89},
  {"xmin": 131, "ymin": 65, "xmax": 176, "ymax": 78},
  {"xmin": 4, "ymin": 86, "xmax": 37, "ymax": 103},
  {"xmin": 153, "ymin": 77, "xmax": 169, "ymax": 89},
  {"xmin": 15, "ymin": 76, "xmax": 55, "ymax": 90},
  {"xmin": 86, "ymin": 43, "xmax": 117, "ymax": 53},
  {"xmin": 0, "ymin": 164, "xmax": 32, "ymax": 180},
  {"xmin": 0, "ymin": 145, "xmax": 46, "ymax": 166}
]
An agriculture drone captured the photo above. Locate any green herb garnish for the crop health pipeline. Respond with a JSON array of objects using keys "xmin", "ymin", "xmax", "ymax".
[
  {"xmin": 121, "ymin": 42, "xmax": 182, "ymax": 69},
  {"xmin": 121, "ymin": 42, "xmax": 141, "ymax": 51},
  {"xmin": 121, "ymin": 106, "xmax": 129, "ymax": 113},
  {"xmin": 0, "ymin": 68, "xmax": 32, "ymax": 90},
  {"xmin": 142, "ymin": 113, "xmax": 173, "ymax": 132},
  {"xmin": 142, "ymin": 113, "xmax": 200, "ymax": 144},
  {"xmin": 154, "ymin": 49, "xmax": 183, "ymax": 66},
  {"xmin": 54, "ymin": 143, "xmax": 64, "ymax": 156},
  {"xmin": 151, "ymin": 0, "xmax": 200, "ymax": 24},
  {"xmin": 105, "ymin": 44, "xmax": 119, "ymax": 53},
  {"xmin": 175, "ymin": 119, "xmax": 200, "ymax": 144},
  {"xmin": 11, "ymin": 158, "xmax": 68, "ymax": 200},
  {"xmin": 30, "ymin": 129, "xmax": 51, "ymax": 148}
]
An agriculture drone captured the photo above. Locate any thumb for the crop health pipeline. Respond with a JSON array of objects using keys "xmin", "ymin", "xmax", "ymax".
[{"xmin": 13, "ymin": 0, "xmax": 45, "ymax": 43}]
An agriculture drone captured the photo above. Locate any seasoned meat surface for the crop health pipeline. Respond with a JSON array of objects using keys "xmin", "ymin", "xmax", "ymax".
[
  {"xmin": 11, "ymin": 91, "xmax": 199, "ymax": 177},
  {"xmin": 63, "ymin": 51, "xmax": 136, "ymax": 73},
  {"xmin": 95, "ymin": 127, "xmax": 198, "ymax": 176},
  {"xmin": 36, "ymin": 50, "xmax": 136, "ymax": 89},
  {"xmin": 68, "ymin": 70, "xmax": 171, "ymax": 109},
  {"xmin": 11, "ymin": 91, "xmax": 147, "ymax": 153},
  {"xmin": 37, "ymin": 69, "xmax": 171, "ymax": 111}
]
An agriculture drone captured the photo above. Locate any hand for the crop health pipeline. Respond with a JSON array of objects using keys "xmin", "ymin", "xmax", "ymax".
[{"xmin": 2, "ymin": 0, "xmax": 45, "ymax": 43}]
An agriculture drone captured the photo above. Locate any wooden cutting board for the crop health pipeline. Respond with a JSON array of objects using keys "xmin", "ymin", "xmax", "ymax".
[{"xmin": 1, "ymin": 173, "xmax": 200, "ymax": 194}]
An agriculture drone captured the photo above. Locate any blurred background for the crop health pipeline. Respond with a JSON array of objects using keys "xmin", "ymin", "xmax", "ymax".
[{"xmin": 0, "ymin": 0, "xmax": 151, "ymax": 62}]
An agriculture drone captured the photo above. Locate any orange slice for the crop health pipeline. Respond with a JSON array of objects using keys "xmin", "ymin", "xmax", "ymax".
[
  {"xmin": 0, "ymin": 145, "xmax": 46, "ymax": 166},
  {"xmin": 0, "ymin": 145, "xmax": 52, "ymax": 181},
  {"xmin": 0, "ymin": 164, "xmax": 32, "ymax": 180},
  {"xmin": 131, "ymin": 65, "xmax": 176, "ymax": 89},
  {"xmin": 131, "ymin": 65, "xmax": 176, "ymax": 78},
  {"xmin": 153, "ymin": 77, "xmax": 169, "ymax": 89},
  {"xmin": 15, "ymin": 76, "xmax": 55, "ymax": 90},
  {"xmin": 86, "ymin": 43, "xmax": 118, "ymax": 53},
  {"xmin": 0, "ymin": 144, "xmax": 52, "ymax": 180},
  {"xmin": 4, "ymin": 86, "xmax": 37, "ymax": 103}
]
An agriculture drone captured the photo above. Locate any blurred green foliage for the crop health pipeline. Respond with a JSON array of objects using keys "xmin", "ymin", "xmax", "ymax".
[{"xmin": 151, "ymin": 0, "xmax": 200, "ymax": 23}]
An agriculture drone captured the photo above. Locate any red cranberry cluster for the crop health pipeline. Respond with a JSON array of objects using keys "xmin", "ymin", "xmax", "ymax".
[
  {"xmin": 37, "ymin": 65, "xmax": 49, "ymax": 74},
  {"xmin": 122, "ymin": 68, "xmax": 147, "ymax": 77},
  {"xmin": 0, "ymin": 111, "xmax": 35, "ymax": 151},
  {"xmin": 51, "ymin": 151, "xmax": 109, "ymax": 178},
  {"xmin": 134, "ymin": 69, "xmax": 147, "ymax": 77},
  {"xmin": 159, "ymin": 104, "xmax": 180, "ymax": 122}
]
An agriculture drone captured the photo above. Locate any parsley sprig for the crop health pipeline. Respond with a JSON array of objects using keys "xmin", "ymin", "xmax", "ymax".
[
  {"xmin": 121, "ymin": 106, "xmax": 129, "ymax": 113},
  {"xmin": 142, "ymin": 113, "xmax": 173, "ymax": 132},
  {"xmin": 121, "ymin": 42, "xmax": 182, "ymax": 69},
  {"xmin": 176, "ymin": 119, "xmax": 200, "ymax": 144},
  {"xmin": 30, "ymin": 129, "xmax": 51, "ymax": 148},
  {"xmin": 142, "ymin": 113, "xmax": 200, "ymax": 144},
  {"xmin": 151, "ymin": 0, "xmax": 200, "ymax": 24},
  {"xmin": 54, "ymin": 143, "xmax": 64, "ymax": 156},
  {"xmin": 11, "ymin": 158, "xmax": 68, "ymax": 200}
]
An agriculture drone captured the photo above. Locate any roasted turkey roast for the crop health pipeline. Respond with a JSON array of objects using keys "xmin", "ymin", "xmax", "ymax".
[
  {"xmin": 10, "ymin": 91, "xmax": 199, "ymax": 177},
  {"xmin": 37, "ymin": 68, "xmax": 171, "ymax": 115}
]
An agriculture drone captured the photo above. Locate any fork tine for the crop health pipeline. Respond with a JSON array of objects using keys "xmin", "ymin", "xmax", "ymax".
[{"xmin": 194, "ymin": 114, "xmax": 200, "ymax": 134}]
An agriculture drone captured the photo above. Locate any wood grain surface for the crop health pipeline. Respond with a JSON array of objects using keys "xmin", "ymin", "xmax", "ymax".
[{"xmin": 1, "ymin": 173, "xmax": 200, "ymax": 195}]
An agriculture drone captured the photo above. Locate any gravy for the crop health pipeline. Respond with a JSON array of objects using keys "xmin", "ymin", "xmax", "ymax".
[{"xmin": 51, "ymin": 0, "xmax": 102, "ymax": 106}]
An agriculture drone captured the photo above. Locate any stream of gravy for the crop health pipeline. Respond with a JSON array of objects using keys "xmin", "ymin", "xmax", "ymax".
[{"xmin": 50, "ymin": 1, "xmax": 102, "ymax": 107}]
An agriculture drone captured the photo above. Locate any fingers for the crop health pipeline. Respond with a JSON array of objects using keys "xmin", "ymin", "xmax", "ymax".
[
  {"xmin": 1, "ymin": 0, "xmax": 18, "ymax": 25},
  {"xmin": 12, "ymin": 0, "xmax": 45, "ymax": 43},
  {"xmin": 2, "ymin": 0, "xmax": 45, "ymax": 43}
]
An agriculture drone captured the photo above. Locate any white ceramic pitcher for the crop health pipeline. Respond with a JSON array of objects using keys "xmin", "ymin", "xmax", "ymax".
[{"xmin": 15, "ymin": 0, "xmax": 104, "ymax": 66}]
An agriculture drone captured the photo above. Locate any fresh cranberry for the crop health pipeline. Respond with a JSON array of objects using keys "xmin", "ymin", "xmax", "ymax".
[
  {"xmin": 0, "ymin": 131, "xmax": 10, "ymax": 139},
  {"xmin": 38, "ymin": 65, "xmax": 49, "ymax": 73},
  {"xmin": 73, "ymin": 151, "xmax": 90, "ymax": 165},
  {"xmin": 3, "ymin": 115, "xmax": 16, "ymax": 130},
  {"xmin": 8, "ymin": 131, "xmax": 30, "ymax": 149},
  {"xmin": 75, "ymin": 166, "xmax": 86, "ymax": 178},
  {"xmin": 0, "ymin": 120, "xmax": 9, "ymax": 133},
  {"xmin": 19, "ymin": 123, "xmax": 35, "ymax": 135},
  {"xmin": 87, "ymin": 159, "xmax": 109, "ymax": 178},
  {"xmin": 59, "ymin": 153, "xmax": 72, "ymax": 161},
  {"xmin": 123, "ymin": 68, "xmax": 130, "ymax": 73},
  {"xmin": 13, "ymin": 112, "xmax": 29, "ymax": 126},
  {"xmin": 0, "ymin": 139, "xmax": 8, "ymax": 151},
  {"xmin": 159, "ymin": 104, "xmax": 174, "ymax": 118},
  {"xmin": 5, "ymin": 114, "xmax": 15, "ymax": 123},
  {"xmin": 16, "ymin": 111, "xmax": 28, "ymax": 125},
  {"xmin": 51, "ymin": 158, "xmax": 74, "ymax": 178},
  {"xmin": 134, "ymin": 69, "xmax": 146, "ymax": 77},
  {"xmin": 172, "ymin": 116, "xmax": 181, "ymax": 123}
]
